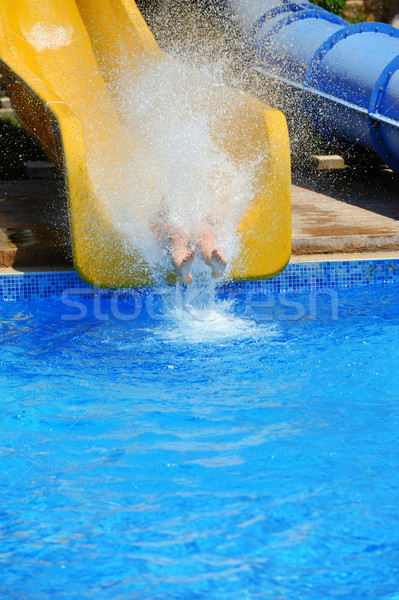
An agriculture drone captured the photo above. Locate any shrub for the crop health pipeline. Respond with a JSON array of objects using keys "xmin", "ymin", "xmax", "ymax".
[
  {"xmin": 0, "ymin": 117, "xmax": 47, "ymax": 180},
  {"xmin": 311, "ymin": 0, "xmax": 346, "ymax": 17}
]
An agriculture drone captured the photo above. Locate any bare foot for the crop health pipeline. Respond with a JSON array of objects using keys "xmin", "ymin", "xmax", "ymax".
[
  {"xmin": 179, "ymin": 248, "xmax": 196, "ymax": 285},
  {"xmin": 211, "ymin": 249, "xmax": 226, "ymax": 280}
]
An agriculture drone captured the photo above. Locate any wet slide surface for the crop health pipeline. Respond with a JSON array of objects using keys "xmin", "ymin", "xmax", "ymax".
[{"xmin": 0, "ymin": 0, "xmax": 291, "ymax": 287}]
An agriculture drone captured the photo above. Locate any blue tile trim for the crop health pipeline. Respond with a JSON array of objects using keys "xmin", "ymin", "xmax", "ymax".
[
  {"xmin": 1, "ymin": 259, "xmax": 399, "ymax": 301},
  {"xmin": 222, "ymin": 258, "xmax": 399, "ymax": 295}
]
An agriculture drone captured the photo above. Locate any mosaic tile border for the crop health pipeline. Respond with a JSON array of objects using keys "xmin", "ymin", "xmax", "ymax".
[{"xmin": 1, "ymin": 258, "xmax": 399, "ymax": 301}]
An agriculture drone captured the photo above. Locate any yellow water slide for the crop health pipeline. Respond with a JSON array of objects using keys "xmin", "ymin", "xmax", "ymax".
[{"xmin": 0, "ymin": 0, "xmax": 291, "ymax": 288}]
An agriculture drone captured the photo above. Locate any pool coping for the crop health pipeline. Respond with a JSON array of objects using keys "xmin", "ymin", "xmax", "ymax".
[
  {"xmin": 3, "ymin": 249, "xmax": 399, "ymax": 276},
  {"xmin": 1, "ymin": 254, "xmax": 399, "ymax": 301}
]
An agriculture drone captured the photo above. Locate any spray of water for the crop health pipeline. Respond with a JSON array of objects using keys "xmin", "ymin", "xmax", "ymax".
[
  {"xmin": 76, "ymin": 1, "xmax": 276, "ymax": 332},
  {"xmin": 81, "ymin": 0, "xmax": 266, "ymax": 289},
  {"xmin": 117, "ymin": 58, "xmax": 259, "ymax": 271},
  {"xmin": 146, "ymin": 281, "xmax": 280, "ymax": 344}
]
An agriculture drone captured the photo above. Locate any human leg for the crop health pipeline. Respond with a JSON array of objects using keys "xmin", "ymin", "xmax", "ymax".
[
  {"xmin": 150, "ymin": 199, "xmax": 196, "ymax": 284},
  {"xmin": 159, "ymin": 224, "xmax": 195, "ymax": 285},
  {"xmin": 194, "ymin": 220, "xmax": 226, "ymax": 280}
]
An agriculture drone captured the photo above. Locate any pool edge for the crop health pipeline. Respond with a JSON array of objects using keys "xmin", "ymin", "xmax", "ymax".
[{"xmin": 2, "ymin": 255, "xmax": 399, "ymax": 301}]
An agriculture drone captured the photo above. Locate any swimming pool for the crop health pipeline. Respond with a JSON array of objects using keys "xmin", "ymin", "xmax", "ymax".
[{"xmin": 1, "ymin": 260, "xmax": 399, "ymax": 599}]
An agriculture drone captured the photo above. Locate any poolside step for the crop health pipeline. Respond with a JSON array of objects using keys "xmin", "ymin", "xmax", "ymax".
[
  {"xmin": 0, "ymin": 244, "xmax": 72, "ymax": 268},
  {"xmin": 0, "ymin": 166, "xmax": 398, "ymax": 271},
  {"xmin": 292, "ymin": 233, "xmax": 399, "ymax": 255},
  {"xmin": 307, "ymin": 154, "xmax": 346, "ymax": 171}
]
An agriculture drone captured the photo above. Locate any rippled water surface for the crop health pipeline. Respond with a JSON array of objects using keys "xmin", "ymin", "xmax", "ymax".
[{"xmin": 1, "ymin": 283, "xmax": 399, "ymax": 599}]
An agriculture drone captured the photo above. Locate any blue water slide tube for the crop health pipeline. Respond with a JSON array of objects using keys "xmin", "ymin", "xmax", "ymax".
[{"xmin": 211, "ymin": 0, "xmax": 399, "ymax": 173}]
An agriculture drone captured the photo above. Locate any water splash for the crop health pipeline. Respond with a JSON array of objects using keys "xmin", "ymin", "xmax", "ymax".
[
  {"xmin": 81, "ymin": 2, "xmax": 263, "ymax": 284},
  {"xmin": 119, "ymin": 58, "xmax": 258, "ymax": 268},
  {"xmin": 148, "ymin": 279, "xmax": 280, "ymax": 344}
]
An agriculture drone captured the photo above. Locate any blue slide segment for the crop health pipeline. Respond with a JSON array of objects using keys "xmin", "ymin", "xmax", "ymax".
[{"xmin": 213, "ymin": 0, "xmax": 399, "ymax": 173}]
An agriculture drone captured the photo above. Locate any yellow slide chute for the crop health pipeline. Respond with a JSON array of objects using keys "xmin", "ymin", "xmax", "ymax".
[{"xmin": 0, "ymin": 0, "xmax": 291, "ymax": 287}]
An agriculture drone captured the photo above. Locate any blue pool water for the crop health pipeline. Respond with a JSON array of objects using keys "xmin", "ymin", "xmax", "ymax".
[{"xmin": 1, "ymin": 281, "xmax": 399, "ymax": 599}]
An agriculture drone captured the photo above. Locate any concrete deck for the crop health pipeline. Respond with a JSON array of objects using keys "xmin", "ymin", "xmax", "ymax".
[
  {"xmin": 292, "ymin": 167, "xmax": 399, "ymax": 254},
  {"xmin": 0, "ymin": 179, "xmax": 71, "ymax": 268},
  {"xmin": 0, "ymin": 165, "xmax": 398, "ymax": 270}
]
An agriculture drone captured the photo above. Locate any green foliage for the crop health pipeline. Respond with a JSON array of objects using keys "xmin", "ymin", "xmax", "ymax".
[
  {"xmin": 347, "ymin": 12, "xmax": 373, "ymax": 23},
  {"xmin": 311, "ymin": 0, "xmax": 345, "ymax": 17},
  {"xmin": 0, "ymin": 118, "xmax": 46, "ymax": 180}
]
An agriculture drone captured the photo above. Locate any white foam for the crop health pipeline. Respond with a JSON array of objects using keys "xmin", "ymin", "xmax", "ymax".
[{"xmin": 150, "ymin": 281, "xmax": 279, "ymax": 344}]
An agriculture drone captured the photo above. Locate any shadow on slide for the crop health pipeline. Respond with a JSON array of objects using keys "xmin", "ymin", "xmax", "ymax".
[{"xmin": 0, "ymin": 0, "xmax": 291, "ymax": 288}]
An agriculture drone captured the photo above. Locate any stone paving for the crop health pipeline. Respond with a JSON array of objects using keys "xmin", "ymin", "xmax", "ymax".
[
  {"xmin": 292, "ymin": 167, "xmax": 399, "ymax": 254},
  {"xmin": 0, "ymin": 179, "xmax": 71, "ymax": 268}
]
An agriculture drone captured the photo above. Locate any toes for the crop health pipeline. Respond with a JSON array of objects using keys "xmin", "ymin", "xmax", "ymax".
[
  {"xmin": 212, "ymin": 249, "xmax": 225, "ymax": 264},
  {"xmin": 211, "ymin": 249, "xmax": 226, "ymax": 266},
  {"xmin": 182, "ymin": 249, "xmax": 195, "ymax": 264}
]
